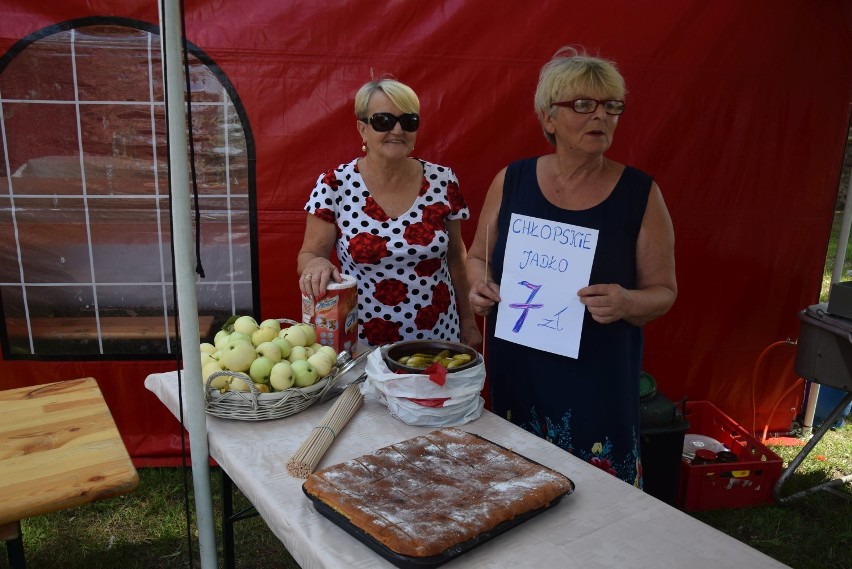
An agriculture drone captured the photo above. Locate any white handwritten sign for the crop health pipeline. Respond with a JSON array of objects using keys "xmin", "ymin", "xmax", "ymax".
[{"xmin": 494, "ymin": 213, "xmax": 598, "ymax": 359}]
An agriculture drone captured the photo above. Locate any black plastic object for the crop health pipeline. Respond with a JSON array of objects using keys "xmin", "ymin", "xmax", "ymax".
[
  {"xmin": 795, "ymin": 303, "xmax": 852, "ymax": 390},
  {"xmin": 639, "ymin": 371, "xmax": 689, "ymax": 506}
]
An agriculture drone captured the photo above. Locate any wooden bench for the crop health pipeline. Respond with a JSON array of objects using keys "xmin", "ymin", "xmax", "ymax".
[{"xmin": 5, "ymin": 315, "xmax": 216, "ymax": 343}]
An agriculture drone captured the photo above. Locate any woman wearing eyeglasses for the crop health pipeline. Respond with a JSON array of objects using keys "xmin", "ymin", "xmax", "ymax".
[
  {"xmin": 465, "ymin": 46, "xmax": 677, "ymax": 486},
  {"xmin": 298, "ymin": 78, "xmax": 481, "ymax": 348}
]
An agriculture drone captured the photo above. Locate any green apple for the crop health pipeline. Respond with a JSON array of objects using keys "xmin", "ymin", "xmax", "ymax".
[
  {"xmin": 291, "ymin": 359, "xmax": 318, "ymax": 387},
  {"xmin": 210, "ymin": 375, "xmax": 231, "ymax": 391},
  {"xmin": 233, "ymin": 315, "xmax": 259, "ymax": 336},
  {"xmin": 251, "ymin": 326, "xmax": 277, "ymax": 347},
  {"xmin": 249, "ymin": 356, "xmax": 275, "ymax": 384},
  {"xmin": 318, "ymin": 345, "xmax": 337, "ymax": 363},
  {"xmin": 220, "ymin": 339, "xmax": 257, "ymax": 372},
  {"xmin": 200, "ymin": 342, "xmax": 217, "ymax": 354},
  {"xmin": 255, "ymin": 341, "xmax": 282, "ymax": 363},
  {"xmin": 259, "ymin": 319, "xmax": 282, "ymax": 334},
  {"xmin": 307, "ymin": 351, "xmax": 333, "ymax": 377},
  {"xmin": 296, "ymin": 323, "xmax": 317, "ymax": 346},
  {"xmin": 200, "ymin": 352, "xmax": 218, "ymax": 368},
  {"xmin": 227, "ymin": 331, "xmax": 252, "ymax": 345},
  {"xmin": 272, "ymin": 337, "xmax": 292, "ymax": 359},
  {"xmin": 287, "ymin": 345, "xmax": 308, "ymax": 363},
  {"xmin": 280, "ymin": 325, "xmax": 308, "ymax": 347},
  {"xmin": 304, "ymin": 346, "xmax": 316, "ymax": 358},
  {"xmin": 202, "ymin": 360, "xmax": 227, "ymax": 389},
  {"xmin": 269, "ymin": 361, "xmax": 295, "ymax": 391},
  {"xmin": 214, "ymin": 329, "xmax": 231, "ymax": 349},
  {"xmin": 228, "ymin": 375, "xmax": 251, "ymax": 392}
]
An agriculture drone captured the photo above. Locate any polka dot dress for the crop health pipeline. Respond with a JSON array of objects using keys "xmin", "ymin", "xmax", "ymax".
[{"xmin": 305, "ymin": 158, "xmax": 470, "ymax": 346}]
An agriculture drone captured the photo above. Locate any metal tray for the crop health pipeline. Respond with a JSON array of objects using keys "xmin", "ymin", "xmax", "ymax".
[{"xmin": 302, "ymin": 433, "xmax": 574, "ymax": 568}]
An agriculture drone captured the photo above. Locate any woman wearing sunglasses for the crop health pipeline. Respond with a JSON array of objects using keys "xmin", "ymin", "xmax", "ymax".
[
  {"xmin": 298, "ymin": 78, "xmax": 481, "ymax": 348},
  {"xmin": 465, "ymin": 47, "xmax": 677, "ymax": 487}
]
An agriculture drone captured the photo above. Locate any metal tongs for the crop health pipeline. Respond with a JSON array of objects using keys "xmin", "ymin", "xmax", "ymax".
[{"xmin": 319, "ymin": 346, "xmax": 377, "ymax": 403}]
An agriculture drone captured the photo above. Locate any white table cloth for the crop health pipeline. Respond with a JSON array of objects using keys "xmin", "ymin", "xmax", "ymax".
[{"xmin": 145, "ymin": 371, "xmax": 789, "ymax": 569}]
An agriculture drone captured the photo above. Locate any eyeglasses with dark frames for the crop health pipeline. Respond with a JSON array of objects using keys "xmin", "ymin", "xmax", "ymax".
[
  {"xmin": 552, "ymin": 99, "xmax": 625, "ymax": 115},
  {"xmin": 360, "ymin": 112, "xmax": 420, "ymax": 132}
]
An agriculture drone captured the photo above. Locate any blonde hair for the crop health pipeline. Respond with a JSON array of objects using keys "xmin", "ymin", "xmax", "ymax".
[
  {"xmin": 354, "ymin": 78, "xmax": 420, "ymax": 118},
  {"xmin": 534, "ymin": 46, "xmax": 626, "ymax": 145}
]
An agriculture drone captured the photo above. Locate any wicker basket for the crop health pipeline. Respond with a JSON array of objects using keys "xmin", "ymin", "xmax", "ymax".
[
  {"xmin": 204, "ymin": 369, "xmax": 339, "ymax": 421},
  {"xmin": 203, "ymin": 318, "xmax": 341, "ymax": 421}
]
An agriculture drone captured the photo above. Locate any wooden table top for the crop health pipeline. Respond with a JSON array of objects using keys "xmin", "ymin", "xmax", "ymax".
[{"xmin": 0, "ymin": 378, "xmax": 139, "ymax": 525}]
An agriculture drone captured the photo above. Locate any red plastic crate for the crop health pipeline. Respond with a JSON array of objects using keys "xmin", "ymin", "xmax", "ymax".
[{"xmin": 677, "ymin": 401, "xmax": 783, "ymax": 511}]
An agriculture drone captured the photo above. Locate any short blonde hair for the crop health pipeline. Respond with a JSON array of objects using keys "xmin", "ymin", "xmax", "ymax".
[
  {"xmin": 534, "ymin": 46, "xmax": 626, "ymax": 145},
  {"xmin": 354, "ymin": 78, "xmax": 420, "ymax": 118}
]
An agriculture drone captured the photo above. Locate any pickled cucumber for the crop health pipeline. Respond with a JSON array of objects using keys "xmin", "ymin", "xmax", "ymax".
[{"xmin": 395, "ymin": 349, "xmax": 473, "ymax": 369}]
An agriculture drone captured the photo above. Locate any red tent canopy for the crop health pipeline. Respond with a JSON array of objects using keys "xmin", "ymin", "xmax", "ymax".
[{"xmin": 0, "ymin": 0, "xmax": 850, "ymax": 461}]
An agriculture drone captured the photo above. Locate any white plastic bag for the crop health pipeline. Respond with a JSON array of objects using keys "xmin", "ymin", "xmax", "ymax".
[
  {"xmin": 363, "ymin": 347, "xmax": 485, "ymax": 398},
  {"xmin": 361, "ymin": 346, "xmax": 486, "ymax": 427},
  {"xmin": 386, "ymin": 393, "xmax": 485, "ymax": 427}
]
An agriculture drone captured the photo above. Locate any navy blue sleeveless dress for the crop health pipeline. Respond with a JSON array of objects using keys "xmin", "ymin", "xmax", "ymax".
[{"xmin": 488, "ymin": 157, "xmax": 651, "ymax": 486}]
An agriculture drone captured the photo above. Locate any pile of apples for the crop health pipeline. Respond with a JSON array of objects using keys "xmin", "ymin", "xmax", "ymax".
[{"xmin": 199, "ymin": 315, "xmax": 337, "ymax": 393}]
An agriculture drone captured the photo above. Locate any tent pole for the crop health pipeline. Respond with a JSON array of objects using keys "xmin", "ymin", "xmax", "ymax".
[
  {"xmin": 830, "ymin": 171, "xmax": 852, "ymax": 285},
  {"xmin": 803, "ymin": 164, "xmax": 852, "ymax": 437},
  {"xmin": 158, "ymin": 1, "xmax": 218, "ymax": 567}
]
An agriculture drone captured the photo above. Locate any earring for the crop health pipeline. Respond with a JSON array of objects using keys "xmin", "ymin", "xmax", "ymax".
[{"xmin": 362, "ymin": 144, "xmax": 367, "ymax": 152}]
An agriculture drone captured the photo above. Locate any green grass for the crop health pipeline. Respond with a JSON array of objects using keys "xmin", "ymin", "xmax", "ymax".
[
  {"xmin": 3, "ymin": 467, "xmax": 297, "ymax": 569},
  {"xmin": 4, "ymin": 420, "xmax": 849, "ymax": 569},
  {"xmin": 692, "ymin": 419, "xmax": 852, "ymax": 569}
]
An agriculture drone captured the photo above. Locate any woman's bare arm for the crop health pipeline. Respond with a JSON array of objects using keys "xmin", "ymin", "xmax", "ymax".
[
  {"xmin": 578, "ymin": 182, "xmax": 677, "ymax": 326},
  {"xmin": 297, "ymin": 214, "xmax": 341, "ymax": 298},
  {"xmin": 465, "ymin": 168, "xmax": 506, "ymax": 316}
]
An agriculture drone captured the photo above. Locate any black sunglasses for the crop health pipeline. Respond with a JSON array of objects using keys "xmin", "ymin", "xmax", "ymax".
[{"xmin": 360, "ymin": 112, "xmax": 420, "ymax": 132}]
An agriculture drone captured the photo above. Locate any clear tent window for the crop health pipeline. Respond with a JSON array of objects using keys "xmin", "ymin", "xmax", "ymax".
[{"xmin": 0, "ymin": 21, "xmax": 256, "ymax": 358}]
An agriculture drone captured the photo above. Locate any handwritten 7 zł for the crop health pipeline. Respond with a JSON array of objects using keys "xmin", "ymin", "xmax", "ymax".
[{"xmin": 494, "ymin": 213, "xmax": 598, "ymax": 359}]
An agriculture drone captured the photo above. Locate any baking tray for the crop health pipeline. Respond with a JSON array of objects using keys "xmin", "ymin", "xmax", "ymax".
[{"xmin": 302, "ymin": 433, "xmax": 575, "ymax": 568}]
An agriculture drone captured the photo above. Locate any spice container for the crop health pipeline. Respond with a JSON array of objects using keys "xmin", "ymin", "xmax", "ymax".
[
  {"xmin": 715, "ymin": 450, "xmax": 738, "ymax": 463},
  {"xmin": 691, "ymin": 449, "xmax": 718, "ymax": 465}
]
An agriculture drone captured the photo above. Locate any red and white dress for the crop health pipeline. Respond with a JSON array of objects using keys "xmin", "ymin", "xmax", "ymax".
[{"xmin": 305, "ymin": 158, "xmax": 470, "ymax": 346}]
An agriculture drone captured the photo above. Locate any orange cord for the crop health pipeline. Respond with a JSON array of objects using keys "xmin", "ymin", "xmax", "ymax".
[
  {"xmin": 750, "ymin": 340, "xmax": 797, "ymax": 437},
  {"xmin": 761, "ymin": 377, "xmax": 805, "ymax": 442}
]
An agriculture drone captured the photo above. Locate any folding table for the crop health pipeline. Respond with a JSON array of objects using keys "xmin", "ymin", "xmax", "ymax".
[{"xmin": 146, "ymin": 370, "xmax": 793, "ymax": 568}]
